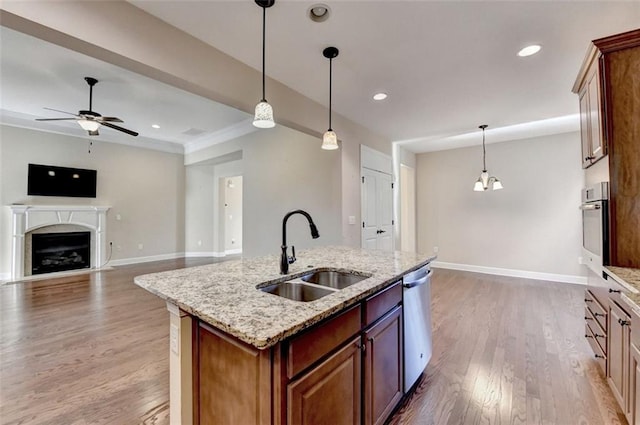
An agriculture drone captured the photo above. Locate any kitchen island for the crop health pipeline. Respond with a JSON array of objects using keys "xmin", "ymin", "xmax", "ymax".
[{"xmin": 135, "ymin": 246, "xmax": 434, "ymax": 425}]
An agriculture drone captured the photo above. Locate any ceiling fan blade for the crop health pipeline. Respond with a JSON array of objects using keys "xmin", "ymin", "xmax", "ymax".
[
  {"xmin": 43, "ymin": 107, "xmax": 79, "ymax": 116},
  {"xmin": 36, "ymin": 118, "xmax": 78, "ymax": 121},
  {"xmin": 97, "ymin": 116, "xmax": 124, "ymax": 123},
  {"xmin": 100, "ymin": 121, "xmax": 139, "ymax": 137}
]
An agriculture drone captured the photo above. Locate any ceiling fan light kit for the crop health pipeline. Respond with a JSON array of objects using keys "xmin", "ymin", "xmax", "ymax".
[
  {"xmin": 473, "ymin": 125, "xmax": 503, "ymax": 192},
  {"xmin": 321, "ymin": 46, "xmax": 339, "ymax": 150},
  {"xmin": 253, "ymin": 0, "xmax": 276, "ymax": 129},
  {"xmin": 35, "ymin": 76, "xmax": 138, "ymax": 137}
]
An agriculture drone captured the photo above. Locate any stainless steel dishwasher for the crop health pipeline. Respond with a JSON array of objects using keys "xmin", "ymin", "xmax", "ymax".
[{"xmin": 403, "ymin": 264, "xmax": 433, "ymax": 392}]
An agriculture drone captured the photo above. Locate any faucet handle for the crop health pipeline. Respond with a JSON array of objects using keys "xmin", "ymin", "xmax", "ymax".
[{"xmin": 289, "ymin": 246, "xmax": 296, "ymax": 264}]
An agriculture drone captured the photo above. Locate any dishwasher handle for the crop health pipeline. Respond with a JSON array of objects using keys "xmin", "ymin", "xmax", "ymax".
[{"xmin": 402, "ymin": 270, "xmax": 433, "ymax": 288}]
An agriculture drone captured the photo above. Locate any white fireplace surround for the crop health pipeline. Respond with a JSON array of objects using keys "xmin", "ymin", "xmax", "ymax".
[{"xmin": 10, "ymin": 205, "xmax": 109, "ymax": 281}]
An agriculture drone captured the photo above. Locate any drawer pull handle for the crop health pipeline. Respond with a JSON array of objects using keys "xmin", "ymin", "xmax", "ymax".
[
  {"xmin": 594, "ymin": 334, "xmax": 605, "ymax": 339},
  {"xmin": 618, "ymin": 318, "xmax": 631, "ymax": 326},
  {"xmin": 595, "ymin": 354, "xmax": 605, "ymax": 359},
  {"xmin": 355, "ymin": 342, "xmax": 366, "ymax": 353},
  {"xmin": 609, "ymin": 289, "xmax": 621, "ymax": 294},
  {"xmin": 585, "ymin": 334, "xmax": 593, "ymax": 338},
  {"xmin": 585, "ymin": 299, "xmax": 593, "ymax": 303},
  {"xmin": 585, "ymin": 316, "xmax": 593, "ymax": 320},
  {"xmin": 594, "ymin": 312, "xmax": 605, "ymax": 318}
]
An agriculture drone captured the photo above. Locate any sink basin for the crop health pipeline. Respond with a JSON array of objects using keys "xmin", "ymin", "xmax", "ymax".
[
  {"xmin": 259, "ymin": 281, "xmax": 335, "ymax": 302},
  {"xmin": 300, "ymin": 270, "xmax": 369, "ymax": 290}
]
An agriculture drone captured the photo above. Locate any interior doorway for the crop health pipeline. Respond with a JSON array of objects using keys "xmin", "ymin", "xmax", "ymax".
[{"xmin": 221, "ymin": 176, "xmax": 243, "ymax": 255}]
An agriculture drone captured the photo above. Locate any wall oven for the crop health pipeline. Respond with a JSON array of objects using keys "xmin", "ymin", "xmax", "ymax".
[{"xmin": 580, "ymin": 182, "xmax": 609, "ymax": 274}]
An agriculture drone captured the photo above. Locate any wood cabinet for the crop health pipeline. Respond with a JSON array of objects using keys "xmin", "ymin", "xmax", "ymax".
[
  {"xmin": 608, "ymin": 299, "xmax": 632, "ymax": 418},
  {"xmin": 576, "ymin": 55, "xmax": 606, "ymax": 168},
  {"xmin": 195, "ymin": 280, "xmax": 407, "ymax": 425},
  {"xmin": 584, "ymin": 288, "xmax": 608, "ymax": 373},
  {"xmin": 573, "ymin": 29, "xmax": 640, "ymax": 268},
  {"xmin": 630, "ymin": 342, "xmax": 640, "ymax": 425},
  {"xmin": 287, "ymin": 335, "xmax": 362, "ymax": 425},
  {"xmin": 363, "ymin": 306, "xmax": 403, "ymax": 425}
]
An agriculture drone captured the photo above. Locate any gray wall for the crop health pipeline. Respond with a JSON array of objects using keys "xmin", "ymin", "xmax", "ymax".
[
  {"xmin": 0, "ymin": 125, "xmax": 186, "ymax": 275},
  {"xmin": 187, "ymin": 125, "xmax": 342, "ymax": 259},
  {"xmin": 416, "ymin": 131, "xmax": 585, "ymax": 280}
]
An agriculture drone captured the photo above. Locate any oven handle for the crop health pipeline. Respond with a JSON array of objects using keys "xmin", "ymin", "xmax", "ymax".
[
  {"xmin": 579, "ymin": 204, "xmax": 601, "ymax": 210},
  {"xmin": 403, "ymin": 270, "xmax": 433, "ymax": 288}
]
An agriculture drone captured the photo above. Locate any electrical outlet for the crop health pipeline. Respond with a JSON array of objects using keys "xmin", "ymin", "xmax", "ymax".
[
  {"xmin": 138, "ymin": 243, "xmax": 143, "ymax": 250},
  {"xmin": 117, "ymin": 245, "xmax": 122, "ymax": 251},
  {"xmin": 578, "ymin": 256, "xmax": 583, "ymax": 265},
  {"xmin": 348, "ymin": 216, "xmax": 356, "ymax": 225},
  {"xmin": 197, "ymin": 240, "xmax": 202, "ymax": 247},
  {"xmin": 433, "ymin": 246, "xmax": 439, "ymax": 253},
  {"xmin": 116, "ymin": 214, "xmax": 122, "ymax": 221},
  {"xmin": 170, "ymin": 324, "xmax": 179, "ymax": 355}
]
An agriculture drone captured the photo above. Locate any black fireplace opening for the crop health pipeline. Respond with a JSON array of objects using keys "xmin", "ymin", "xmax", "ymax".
[{"xmin": 32, "ymin": 231, "xmax": 91, "ymax": 275}]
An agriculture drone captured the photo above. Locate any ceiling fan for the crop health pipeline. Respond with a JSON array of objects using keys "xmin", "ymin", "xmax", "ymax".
[{"xmin": 36, "ymin": 77, "xmax": 139, "ymax": 137}]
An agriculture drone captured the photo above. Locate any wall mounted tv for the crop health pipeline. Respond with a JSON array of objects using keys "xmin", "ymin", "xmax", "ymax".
[{"xmin": 28, "ymin": 164, "xmax": 97, "ymax": 198}]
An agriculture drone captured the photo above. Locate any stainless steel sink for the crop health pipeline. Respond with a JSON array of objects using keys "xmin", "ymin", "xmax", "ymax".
[
  {"xmin": 300, "ymin": 270, "xmax": 369, "ymax": 289},
  {"xmin": 259, "ymin": 281, "xmax": 335, "ymax": 302}
]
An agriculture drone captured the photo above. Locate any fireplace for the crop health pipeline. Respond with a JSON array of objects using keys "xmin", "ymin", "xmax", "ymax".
[
  {"xmin": 9, "ymin": 205, "xmax": 109, "ymax": 281},
  {"xmin": 32, "ymin": 232, "xmax": 91, "ymax": 275}
]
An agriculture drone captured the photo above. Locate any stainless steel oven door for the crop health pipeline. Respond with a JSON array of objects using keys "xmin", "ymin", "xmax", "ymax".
[{"xmin": 581, "ymin": 200, "xmax": 604, "ymax": 257}]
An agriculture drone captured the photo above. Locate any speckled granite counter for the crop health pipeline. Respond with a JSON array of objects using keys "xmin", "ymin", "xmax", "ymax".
[
  {"xmin": 606, "ymin": 266, "xmax": 640, "ymax": 315},
  {"xmin": 134, "ymin": 246, "xmax": 435, "ymax": 349}
]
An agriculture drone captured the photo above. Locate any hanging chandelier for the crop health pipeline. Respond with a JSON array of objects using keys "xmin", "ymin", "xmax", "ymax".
[
  {"xmin": 321, "ymin": 46, "xmax": 339, "ymax": 150},
  {"xmin": 473, "ymin": 125, "xmax": 503, "ymax": 191},
  {"xmin": 253, "ymin": 0, "xmax": 276, "ymax": 128}
]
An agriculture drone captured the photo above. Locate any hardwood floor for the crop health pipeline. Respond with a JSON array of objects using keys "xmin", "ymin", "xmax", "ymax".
[{"xmin": 0, "ymin": 261, "xmax": 626, "ymax": 424}]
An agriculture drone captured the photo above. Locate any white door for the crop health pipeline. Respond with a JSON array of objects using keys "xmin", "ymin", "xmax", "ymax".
[{"xmin": 362, "ymin": 168, "xmax": 394, "ymax": 251}]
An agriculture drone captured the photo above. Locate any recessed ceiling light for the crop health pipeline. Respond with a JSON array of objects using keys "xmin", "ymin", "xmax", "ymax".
[
  {"xmin": 373, "ymin": 93, "xmax": 388, "ymax": 101},
  {"xmin": 517, "ymin": 44, "xmax": 541, "ymax": 57},
  {"xmin": 151, "ymin": 124, "xmax": 160, "ymax": 129},
  {"xmin": 308, "ymin": 4, "xmax": 331, "ymax": 22}
]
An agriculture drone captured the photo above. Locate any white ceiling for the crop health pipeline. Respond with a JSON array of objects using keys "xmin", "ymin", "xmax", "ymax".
[
  {"xmin": 0, "ymin": 26, "xmax": 252, "ymax": 153},
  {"xmin": 1, "ymin": 2, "xmax": 639, "ymax": 154}
]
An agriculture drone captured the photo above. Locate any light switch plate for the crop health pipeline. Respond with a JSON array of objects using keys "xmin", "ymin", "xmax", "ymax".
[{"xmin": 348, "ymin": 216, "xmax": 356, "ymax": 225}]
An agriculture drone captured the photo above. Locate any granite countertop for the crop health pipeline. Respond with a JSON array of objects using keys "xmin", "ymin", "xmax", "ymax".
[
  {"xmin": 134, "ymin": 246, "xmax": 435, "ymax": 349},
  {"xmin": 605, "ymin": 266, "xmax": 640, "ymax": 314}
]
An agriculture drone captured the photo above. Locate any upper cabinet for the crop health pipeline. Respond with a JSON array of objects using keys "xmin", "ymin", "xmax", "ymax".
[
  {"xmin": 575, "ymin": 53, "xmax": 606, "ymax": 168},
  {"xmin": 573, "ymin": 28, "xmax": 640, "ymax": 268}
]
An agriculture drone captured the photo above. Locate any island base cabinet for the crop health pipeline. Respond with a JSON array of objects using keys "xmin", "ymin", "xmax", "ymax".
[
  {"xmin": 608, "ymin": 300, "xmax": 631, "ymax": 418},
  {"xmin": 364, "ymin": 306, "xmax": 403, "ymax": 425},
  {"xmin": 196, "ymin": 322, "xmax": 273, "ymax": 425},
  {"xmin": 630, "ymin": 342, "xmax": 640, "ymax": 425},
  {"xmin": 287, "ymin": 335, "xmax": 362, "ymax": 425}
]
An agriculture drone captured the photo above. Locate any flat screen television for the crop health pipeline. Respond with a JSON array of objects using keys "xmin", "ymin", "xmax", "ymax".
[{"xmin": 27, "ymin": 164, "xmax": 97, "ymax": 198}]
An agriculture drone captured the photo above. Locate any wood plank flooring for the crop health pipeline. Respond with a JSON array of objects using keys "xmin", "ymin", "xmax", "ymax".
[{"xmin": 0, "ymin": 260, "xmax": 626, "ymax": 424}]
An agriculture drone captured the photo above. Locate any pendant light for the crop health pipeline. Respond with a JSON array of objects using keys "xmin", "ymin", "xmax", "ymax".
[
  {"xmin": 473, "ymin": 125, "xmax": 503, "ymax": 191},
  {"xmin": 253, "ymin": 0, "xmax": 276, "ymax": 128},
  {"xmin": 321, "ymin": 46, "xmax": 339, "ymax": 150}
]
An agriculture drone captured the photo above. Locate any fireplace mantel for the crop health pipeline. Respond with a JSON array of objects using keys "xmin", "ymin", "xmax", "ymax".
[{"xmin": 9, "ymin": 205, "xmax": 110, "ymax": 280}]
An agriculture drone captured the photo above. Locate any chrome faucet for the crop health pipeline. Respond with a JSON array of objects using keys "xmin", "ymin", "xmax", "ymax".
[{"xmin": 281, "ymin": 209, "xmax": 320, "ymax": 274}]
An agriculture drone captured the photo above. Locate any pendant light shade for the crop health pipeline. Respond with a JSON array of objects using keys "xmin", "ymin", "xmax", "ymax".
[
  {"xmin": 473, "ymin": 125, "xmax": 503, "ymax": 191},
  {"xmin": 321, "ymin": 46, "xmax": 339, "ymax": 150},
  {"xmin": 253, "ymin": 0, "xmax": 275, "ymax": 129}
]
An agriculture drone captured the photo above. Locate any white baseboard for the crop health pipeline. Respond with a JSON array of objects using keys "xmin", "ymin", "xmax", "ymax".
[
  {"xmin": 185, "ymin": 250, "xmax": 242, "ymax": 258},
  {"xmin": 109, "ymin": 252, "xmax": 185, "ymax": 267},
  {"xmin": 431, "ymin": 261, "xmax": 587, "ymax": 285}
]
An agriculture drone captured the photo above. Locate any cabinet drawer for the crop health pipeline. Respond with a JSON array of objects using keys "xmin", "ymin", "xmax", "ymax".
[
  {"xmin": 364, "ymin": 281, "xmax": 402, "ymax": 327},
  {"xmin": 287, "ymin": 304, "xmax": 361, "ymax": 379},
  {"xmin": 587, "ymin": 303, "xmax": 607, "ymax": 334},
  {"xmin": 587, "ymin": 320, "xmax": 607, "ymax": 355},
  {"xmin": 585, "ymin": 322, "xmax": 607, "ymax": 374}
]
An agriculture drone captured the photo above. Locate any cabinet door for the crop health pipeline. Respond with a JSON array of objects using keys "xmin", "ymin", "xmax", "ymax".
[
  {"xmin": 608, "ymin": 301, "xmax": 631, "ymax": 414},
  {"xmin": 579, "ymin": 87, "xmax": 593, "ymax": 168},
  {"xmin": 630, "ymin": 343, "xmax": 640, "ymax": 425},
  {"xmin": 288, "ymin": 336, "xmax": 362, "ymax": 425},
  {"xmin": 586, "ymin": 64, "xmax": 605, "ymax": 163},
  {"xmin": 364, "ymin": 306, "xmax": 403, "ymax": 425}
]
